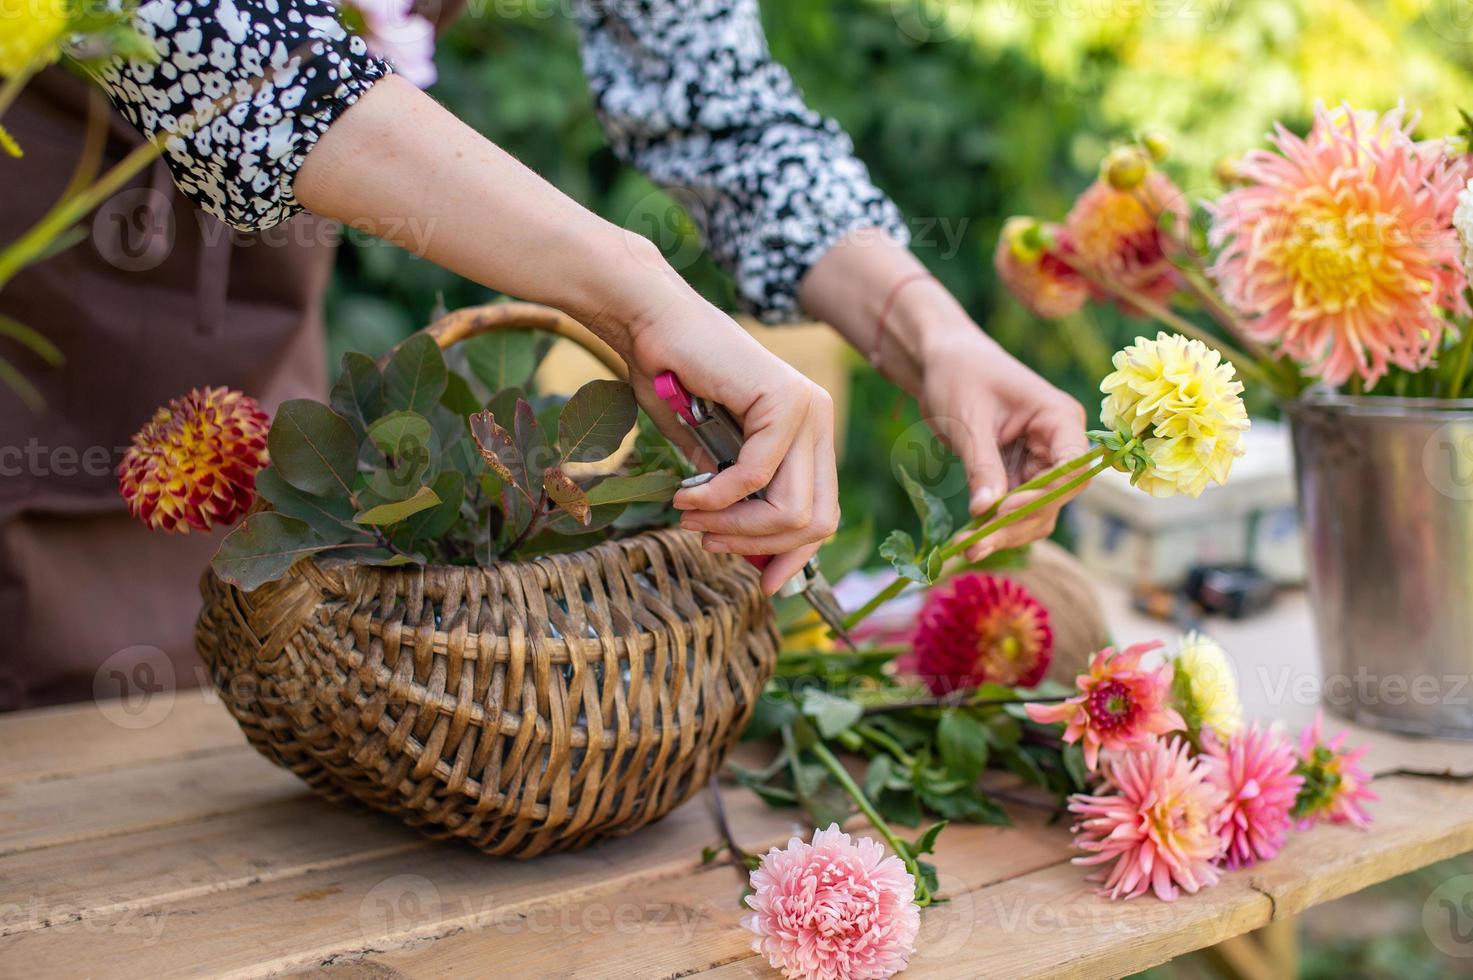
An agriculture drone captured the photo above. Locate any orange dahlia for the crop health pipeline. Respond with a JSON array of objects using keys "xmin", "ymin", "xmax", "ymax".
[
  {"xmin": 118, "ymin": 387, "xmax": 270, "ymax": 533},
  {"xmin": 1062, "ymin": 170, "xmax": 1186, "ymax": 312},
  {"xmin": 899, "ymin": 574, "xmax": 1053, "ymax": 695},
  {"xmin": 1208, "ymin": 103, "xmax": 1469, "ymax": 387},
  {"xmin": 994, "ymin": 217, "xmax": 1087, "ymax": 319}
]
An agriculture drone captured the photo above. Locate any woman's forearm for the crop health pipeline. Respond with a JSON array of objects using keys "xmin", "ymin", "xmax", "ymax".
[
  {"xmin": 294, "ymin": 76, "xmax": 682, "ymax": 346},
  {"xmin": 798, "ymin": 230, "xmax": 988, "ymax": 393}
]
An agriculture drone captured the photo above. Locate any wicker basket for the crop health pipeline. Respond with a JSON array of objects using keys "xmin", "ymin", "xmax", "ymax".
[{"xmin": 195, "ymin": 305, "xmax": 781, "ymax": 858}]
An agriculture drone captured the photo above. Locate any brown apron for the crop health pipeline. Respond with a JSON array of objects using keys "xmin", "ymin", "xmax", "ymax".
[{"xmin": 0, "ymin": 69, "xmax": 334, "ymax": 710}]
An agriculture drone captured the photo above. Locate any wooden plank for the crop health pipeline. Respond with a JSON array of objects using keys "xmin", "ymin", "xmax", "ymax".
[
  {"xmin": 306, "ymin": 807, "xmax": 1074, "ymax": 978},
  {"xmin": 696, "ymin": 776, "xmax": 1473, "ymax": 980},
  {"xmin": 0, "ymin": 689, "xmax": 244, "ymax": 787},
  {"xmin": 0, "ymin": 798, "xmax": 429, "ymax": 937},
  {"xmin": 0, "ymin": 747, "xmax": 307, "ymax": 856},
  {"xmin": 0, "ymin": 788, "xmax": 813, "ymax": 979}
]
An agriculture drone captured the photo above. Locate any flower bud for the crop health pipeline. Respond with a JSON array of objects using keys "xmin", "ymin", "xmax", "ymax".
[
  {"xmin": 1214, "ymin": 156, "xmax": 1248, "ymax": 187},
  {"xmin": 1141, "ymin": 132, "xmax": 1170, "ymax": 162},
  {"xmin": 1102, "ymin": 146, "xmax": 1151, "ymax": 191}
]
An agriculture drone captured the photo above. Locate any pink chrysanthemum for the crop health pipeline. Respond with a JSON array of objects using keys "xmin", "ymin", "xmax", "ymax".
[
  {"xmin": 898, "ymin": 574, "xmax": 1053, "ymax": 696},
  {"xmin": 1069, "ymin": 736, "xmax": 1227, "ymax": 901},
  {"xmin": 1292, "ymin": 711, "xmax": 1378, "ymax": 830},
  {"xmin": 994, "ymin": 217, "xmax": 1088, "ymax": 319},
  {"xmin": 1203, "ymin": 723, "xmax": 1304, "ymax": 869},
  {"xmin": 118, "ymin": 387, "xmax": 270, "ymax": 534},
  {"xmin": 1208, "ymin": 103, "xmax": 1469, "ymax": 387},
  {"xmin": 742, "ymin": 825, "xmax": 920, "ymax": 980},
  {"xmin": 1026, "ymin": 642, "xmax": 1185, "ymax": 770},
  {"xmin": 1062, "ymin": 170, "xmax": 1186, "ymax": 312}
]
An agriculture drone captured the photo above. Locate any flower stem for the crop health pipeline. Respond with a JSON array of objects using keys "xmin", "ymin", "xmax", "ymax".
[
  {"xmin": 842, "ymin": 445, "xmax": 1110, "ymax": 631},
  {"xmin": 809, "ymin": 739, "xmax": 934, "ymax": 906},
  {"xmin": 941, "ymin": 455, "xmax": 1115, "ymax": 562},
  {"xmin": 1447, "ymin": 319, "xmax": 1473, "ymax": 399}
]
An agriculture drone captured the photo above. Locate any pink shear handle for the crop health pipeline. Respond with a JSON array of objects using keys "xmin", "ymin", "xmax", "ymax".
[{"xmin": 653, "ymin": 370, "xmax": 772, "ymax": 573}]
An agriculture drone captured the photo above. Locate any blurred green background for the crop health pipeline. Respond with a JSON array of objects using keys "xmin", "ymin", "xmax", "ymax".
[
  {"xmin": 327, "ymin": 0, "xmax": 1473, "ymax": 539},
  {"xmin": 326, "ymin": 2, "xmax": 1473, "ymax": 972}
]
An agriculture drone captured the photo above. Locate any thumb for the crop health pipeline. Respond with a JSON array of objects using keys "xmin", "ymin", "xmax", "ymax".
[{"xmin": 958, "ymin": 421, "xmax": 1010, "ymax": 518}]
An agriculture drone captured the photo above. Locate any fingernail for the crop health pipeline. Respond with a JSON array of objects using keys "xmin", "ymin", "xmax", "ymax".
[
  {"xmin": 706, "ymin": 540, "xmax": 728, "ymax": 553},
  {"xmin": 972, "ymin": 486, "xmax": 1002, "ymax": 511},
  {"xmin": 680, "ymin": 516, "xmax": 702, "ymax": 532},
  {"xmin": 968, "ymin": 544, "xmax": 994, "ymax": 563}
]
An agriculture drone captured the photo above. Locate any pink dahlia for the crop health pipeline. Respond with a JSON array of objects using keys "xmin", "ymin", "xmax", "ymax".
[
  {"xmin": 1208, "ymin": 103, "xmax": 1469, "ymax": 387},
  {"xmin": 1203, "ymin": 723, "xmax": 1304, "ymax": 869},
  {"xmin": 994, "ymin": 217, "xmax": 1088, "ymax": 319},
  {"xmin": 898, "ymin": 573, "xmax": 1053, "ymax": 695},
  {"xmin": 1292, "ymin": 711, "xmax": 1377, "ymax": 830},
  {"xmin": 1070, "ymin": 736, "xmax": 1227, "ymax": 901},
  {"xmin": 742, "ymin": 825, "xmax": 919, "ymax": 980},
  {"xmin": 1062, "ymin": 170, "xmax": 1186, "ymax": 312},
  {"xmin": 1025, "ymin": 641, "xmax": 1185, "ymax": 770}
]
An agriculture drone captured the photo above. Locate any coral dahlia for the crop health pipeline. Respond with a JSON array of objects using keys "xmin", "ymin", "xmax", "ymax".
[
  {"xmin": 1208, "ymin": 103, "xmax": 1469, "ymax": 387},
  {"xmin": 1062, "ymin": 170, "xmax": 1186, "ymax": 312},
  {"xmin": 118, "ymin": 387, "xmax": 270, "ymax": 533},
  {"xmin": 994, "ymin": 217, "xmax": 1088, "ymax": 319},
  {"xmin": 1069, "ymin": 736, "xmax": 1227, "ymax": 901},
  {"xmin": 1026, "ymin": 641, "xmax": 1185, "ymax": 770},
  {"xmin": 1203, "ymin": 723, "xmax": 1303, "ymax": 869},
  {"xmin": 743, "ymin": 825, "xmax": 920, "ymax": 980}
]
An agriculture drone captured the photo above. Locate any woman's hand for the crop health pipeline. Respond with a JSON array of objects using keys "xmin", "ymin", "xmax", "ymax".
[
  {"xmin": 914, "ymin": 327, "xmax": 1089, "ymax": 560},
  {"xmin": 595, "ymin": 245, "xmax": 840, "ymax": 595},
  {"xmin": 800, "ymin": 230, "xmax": 1089, "ymax": 561},
  {"xmin": 297, "ymin": 77, "xmax": 839, "ymax": 594}
]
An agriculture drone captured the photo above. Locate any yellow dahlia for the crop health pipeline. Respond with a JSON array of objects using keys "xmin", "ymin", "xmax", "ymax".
[
  {"xmin": 0, "ymin": 0, "xmax": 70, "ymax": 78},
  {"xmin": 1100, "ymin": 332, "xmax": 1249, "ymax": 498},
  {"xmin": 1170, "ymin": 631, "xmax": 1242, "ymax": 739},
  {"xmin": 1208, "ymin": 103, "xmax": 1469, "ymax": 387},
  {"xmin": 118, "ymin": 387, "xmax": 270, "ymax": 533}
]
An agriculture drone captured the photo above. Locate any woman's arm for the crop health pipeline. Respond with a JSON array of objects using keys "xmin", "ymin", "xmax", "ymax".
[
  {"xmin": 801, "ymin": 233, "xmax": 1089, "ymax": 561},
  {"xmin": 91, "ymin": 1, "xmax": 837, "ymax": 592}
]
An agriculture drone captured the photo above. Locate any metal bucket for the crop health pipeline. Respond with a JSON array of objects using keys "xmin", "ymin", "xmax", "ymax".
[{"xmin": 1286, "ymin": 393, "xmax": 1473, "ymax": 739}]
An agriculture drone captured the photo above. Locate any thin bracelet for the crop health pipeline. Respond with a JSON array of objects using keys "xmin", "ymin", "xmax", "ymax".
[{"xmin": 870, "ymin": 271, "xmax": 935, "ymax": 370}]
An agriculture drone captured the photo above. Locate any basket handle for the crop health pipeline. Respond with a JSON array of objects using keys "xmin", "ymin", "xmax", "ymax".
[{"xmin": 417, "ymin": 302, "xmax": 629, "ymax": 380}]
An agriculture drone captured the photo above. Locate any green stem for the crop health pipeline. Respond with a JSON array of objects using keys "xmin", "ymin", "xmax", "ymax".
[
  {"xmin": 1447, "ymin": 321, "xmax": 1473, "ymax": 400},
  {"xmin": 809, "ymin": 739, "xmax": 934, "ymax": 906},
  {"xmin": 0, "ymin": 135, "xmax": 164, "ymax": 290},
  {"xmin": 842, "ymin": 445, "xmax": 1109, "ymax": 631},
  {"xmin": 853, "ymin": 722, "xmax": 914, "ymax": 768},
  {"xmin": 942, "ymin": 456, "xmax": 1114, "ymax": 562}
]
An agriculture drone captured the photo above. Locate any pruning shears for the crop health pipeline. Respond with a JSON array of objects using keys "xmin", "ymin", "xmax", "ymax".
[{"xmin": 653, "ymin": 370, "xmax": 853, "ymax": 647}]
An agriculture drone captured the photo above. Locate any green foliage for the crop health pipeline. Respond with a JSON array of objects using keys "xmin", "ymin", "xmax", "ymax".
[{"xmin": 212, "ymin": 339, "xmax": 681, "ymax": 591}]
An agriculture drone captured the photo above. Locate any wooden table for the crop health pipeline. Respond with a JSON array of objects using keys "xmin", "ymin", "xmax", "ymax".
[{"xmin": 1, "ymin": 689, "xmax": 1470, "ymax": 979}]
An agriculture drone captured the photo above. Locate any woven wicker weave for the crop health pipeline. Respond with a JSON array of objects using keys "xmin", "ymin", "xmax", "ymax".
[{"xmin": 195, "ymin": 306, "xmax": 781, "ymax": 858}]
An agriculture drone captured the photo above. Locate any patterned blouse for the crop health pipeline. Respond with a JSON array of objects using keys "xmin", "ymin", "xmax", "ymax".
[{"xmin": 96, "ymin": 0, "xmax": 907, "ymax": 320}]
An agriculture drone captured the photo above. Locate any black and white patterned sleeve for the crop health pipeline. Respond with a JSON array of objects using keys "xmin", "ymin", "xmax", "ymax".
[
  {"xmin": 573, "ymin": 0, "xmax": 909, "ymax": 322},
  {"xmin": 95, "ymin": 0, "xmax": 392, "ymax": 231}
]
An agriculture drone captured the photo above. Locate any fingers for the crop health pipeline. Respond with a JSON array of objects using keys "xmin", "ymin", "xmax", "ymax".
[
  {"xmin": 1038, "ymin": 395, "xmax": 1090, "ymax": 467},
  {"xmin": 951, "ymin": 412, "xmax": 1009, "ymax": 518},
  {"xmin": 673, "ymin": 384, "xmax": 809, "ymax": 513},
  {"xmin": 758, "ymin": 541, "xmax": 823, "ymax": 596}
]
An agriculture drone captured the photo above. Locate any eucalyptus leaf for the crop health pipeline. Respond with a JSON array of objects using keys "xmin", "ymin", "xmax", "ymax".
[
  {"xmin": 253, "ymin": 466, "xmax": 357, "ymax": 543},
  {"xmin": 468, "ymin": 409, "xmax": 526, "ymax": 489},
  {"xmin": 212, "ymin": 512, "xmax": 331, "ymax": 592},
  {"xmin": 558, "ymin": 379, "xmax": 638, "ymax": 463},
  {"xmin": 329, "ymin": 352, "xmax": 382, "ymax": 439},
  {"xmin": 268, "ymin": 400, "xmax": 358, "ymax": 497},
  {"xmin": 366, "ymin": 411, "xmax": 432, "ymax": 457},
  {"xmin": 542, "ymin": 466, "xmax": 591, "ymax": 526},
  {"xmin": 462, "ymin": 330, "xmax": 539, "ymax": 392},
  {"xmin": 439, "ymin": 370, "xmax": 481, "ymax": 418},
  {"xmin": 513, "ymin": 399, "xmax": 555, "ymax": 475},
  {"xmin": 354, "ymin": 485, "xmax": 441, "ymax": 525},
  {"xmin": 396, "ymin": 470, "xmax": 464, "ymax": 545},
  {"xmin": 383, "ymin": 334, "xmax": 448, "ymax": 416},
  {"xmin": 584, "ymin": 471, "xmax": 682, "ymax": 507}
]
